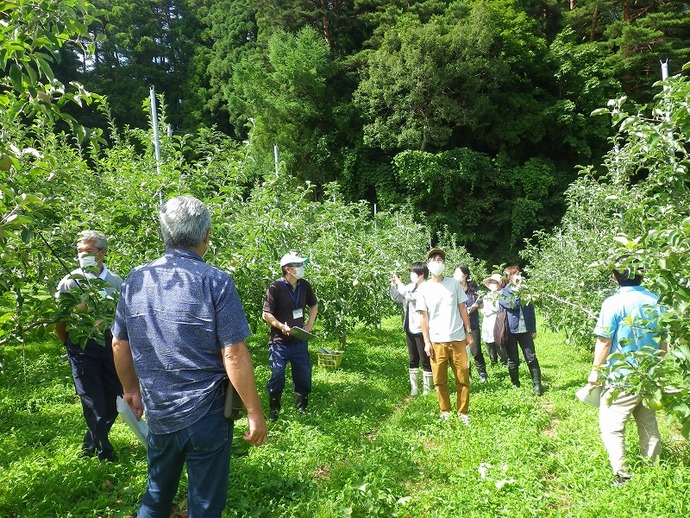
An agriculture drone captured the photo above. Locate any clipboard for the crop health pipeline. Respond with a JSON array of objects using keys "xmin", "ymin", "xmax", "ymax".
[
  {"xmin": 116, "ymin": 396, "xmax": 149, "ymax": 447},
  {"xmin": 290, "ymin": 326, "xmax": 317, "ymax": 341}
]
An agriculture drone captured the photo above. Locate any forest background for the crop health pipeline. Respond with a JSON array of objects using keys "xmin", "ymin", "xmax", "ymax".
[
  {"xmin": 2, "ymin": 0, "xmax": 690, "ymax": 447},
  {"xmin": 14, "ymin": 0, "xmax": 690, "ymax": 266}
]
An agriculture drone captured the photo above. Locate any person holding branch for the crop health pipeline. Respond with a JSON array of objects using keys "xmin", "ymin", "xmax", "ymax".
[
  {"xmin": 389, "ymin": 262, "xmax": 432, "ymax": 396},
  {"xmin": 588, "ymin": 257, "xmax": 666, "ymax": 486},
  {"xmin": 56, "ymin": 230, "xmax": 122, "ymax": 462}
]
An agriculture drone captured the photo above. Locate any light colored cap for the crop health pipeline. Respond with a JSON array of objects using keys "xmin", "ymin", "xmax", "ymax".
[
  {"xmin": 482, "ymin": 273, "xmax": 503, "ymax": 288},
  {"xmin": 280, "ymin": 251, "xmax": 309, "ymax": 267}
]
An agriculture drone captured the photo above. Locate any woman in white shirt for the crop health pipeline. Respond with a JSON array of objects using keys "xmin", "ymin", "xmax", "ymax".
[{"xmin": 389, "ymin": 262, "xmax": 432, "ymax": 396}]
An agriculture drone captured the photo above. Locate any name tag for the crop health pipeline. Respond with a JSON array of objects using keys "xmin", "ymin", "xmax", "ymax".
[{"xmin": 292, "ymin": 308, "xmax": 304, "ymax": 319}]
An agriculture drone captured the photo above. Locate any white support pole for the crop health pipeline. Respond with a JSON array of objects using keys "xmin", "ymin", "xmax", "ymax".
[
  {"xmin": 274, "ymin": 144, "xmax": 280, "ymax": 178},
  {"xmin": 150, "ymin": 86, "xmax": 163, "ymax": 204}
]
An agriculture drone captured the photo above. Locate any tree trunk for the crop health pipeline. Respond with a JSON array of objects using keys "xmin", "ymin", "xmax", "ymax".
[
  {"xmin": 589, "ymin": 3, "xmax": 599, "ymax": 41},
  {"xmin": 624, "ymin": 0, "xmax": 631, "ymax": 23}
]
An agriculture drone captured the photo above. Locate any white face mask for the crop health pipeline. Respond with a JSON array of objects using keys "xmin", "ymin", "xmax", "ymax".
[
  {"xmin": 294, "ymin": 266, "xmax": 305, "ymax": 279},
  {"xmin": 409, "ymin": 272, "xmax": 419, "ymax": 284},
  {"xmin": 453, "ymin": 269, "xmax": 465, "ymax": 282},
  {"xmin": 428, "ymin": 261, "xmax": 445, "ymax": 277},
  {"xmin": 78, "ymin": 253, "xmax": 97, "ymax": 271},
  {"xmin": 488, "ymin": 283, "xmax": 499, "ymax": 292}
]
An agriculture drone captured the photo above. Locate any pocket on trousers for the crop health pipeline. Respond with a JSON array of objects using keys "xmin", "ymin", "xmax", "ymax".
[{"xmin": 188, "ymin": 404, "xmax": 230, "ymax": 452}]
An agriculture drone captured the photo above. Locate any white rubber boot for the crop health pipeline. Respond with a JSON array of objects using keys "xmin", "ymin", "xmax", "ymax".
[
  {"xmin": 409, "ymin": 368, "xmax": 419, "ymax": 396},
  {"xmin": 422, "ymin": 371, "xmax": 434, "ymax": 395}
]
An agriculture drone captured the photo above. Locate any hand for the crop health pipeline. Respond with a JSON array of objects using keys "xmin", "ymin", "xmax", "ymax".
[
  {"xmin": 243, "ymin": 409, "xmax": 268, "ymax": 446},
  {"xmin": 465, "ymin": 332, "xmax": 474, "ymax": 346},
  {"xmin": 123, "ymin": 390, "xmax": 144, "ymax": 420},
  {"xmin": 425, "ymin": 342, "xmax": 434, "ymax": 358},
  {"xmin": 304, "ymin": 322, "xmax": 313, "ymax": 332},
  {"xmin": 281, "ymin": 323, "xmax": 291, "ymax": 335},
  {"xmin": 531, "ymin": 332, "xmax": 537, "ymax": 339},
  {"xmin": 587, "ymin": 368, "xmax": 600, "ymax": 385}
]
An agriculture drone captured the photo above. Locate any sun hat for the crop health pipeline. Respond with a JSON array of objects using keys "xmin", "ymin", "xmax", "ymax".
[
  {"xmin": 279, "ymin": 251, "xmax": 309, "ymax": 267},
  {"xmin": 483, "ymin": 273, "xmax": 503, "ymax": 288},
  {"xmin": 575, "ymin": 384, "xmax": 603, "ymax": 408},
  {"xmin": 427, "ymin": 248, "xmax": 446, "ymax": 261}
]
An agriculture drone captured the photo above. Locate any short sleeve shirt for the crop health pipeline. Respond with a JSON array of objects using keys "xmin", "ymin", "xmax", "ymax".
[
  {"xmin": 263, "ymin": 278, "xmax": 317, "ymax": 345},
  {"xmin": 57, "ymin": 263, "xmax": 122, "ymax": 297},
  {"xmin": 593, "ymin": 285, "xmax": 663, "ymax": 369},
  {"xmin": 111, "ymin": 248, "xmax": 251, "ymax": 434},
  {"xmin": 57, "ymin": 264, "xmax": 122, "ymax": 347},
  {"xmin": 416, "ymin": 276, "xmax": 468, "ymax": 342}
]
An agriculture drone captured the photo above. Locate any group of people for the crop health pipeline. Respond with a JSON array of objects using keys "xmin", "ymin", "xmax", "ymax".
[
  {"xmin": 54, "ymin": 199, "xmax": 667, "ymax": 516},
  {"xmin": 55, "ymin": 196, "xmax": 318, "ymax": 517},
  {"xmin": 390, "ymin": 248, "xmax": 666, "ymax": 486},
  {"xmin": 389, "ymin": 248, "xmax": 542, "ymax": 424}
]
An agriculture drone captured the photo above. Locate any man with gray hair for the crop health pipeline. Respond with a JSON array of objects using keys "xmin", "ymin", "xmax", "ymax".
[
  {"xmin": 112, "ymin": 196, "xmax": 267, "ymax": 517},
  {"xmin": 56, "ymin": 230, "xmax": 123, "ymax": 461}
]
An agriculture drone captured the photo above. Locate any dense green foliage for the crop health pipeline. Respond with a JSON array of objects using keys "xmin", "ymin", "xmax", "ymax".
[
  {"xmin": 2, "ymin": 320, "xmax": 689, "ymax": 517},
  {"xmin": 525, "ymin": 65, "xmax": 690, "ymax": 436},
  {"xmin": 2, "ymin": 0, "xmax": 689, "ymax": 421},
  {"xmin": 39, "ymin": 0, "xmax": 689, "ymax": 264}
]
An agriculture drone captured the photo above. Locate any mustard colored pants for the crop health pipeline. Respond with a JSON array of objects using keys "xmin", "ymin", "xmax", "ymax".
[{"xmin": 430, "ymin": 340, "xmax": 470, "ymax": 414}]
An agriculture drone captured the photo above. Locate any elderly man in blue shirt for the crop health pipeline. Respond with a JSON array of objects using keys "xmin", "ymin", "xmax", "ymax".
[
  {"xmin": 588, "ymin": 258, "xmax": 666, "ymax": 486},
  {"xmin": 112, "ymin": 196, "xmax": 267, "ymax": 517}
]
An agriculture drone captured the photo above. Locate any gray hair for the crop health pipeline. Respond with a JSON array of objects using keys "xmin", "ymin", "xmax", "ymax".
[
  {"xmin": 77, "ymin": 230, "xmax": 108, "ymax": 250},
  {"xmin": 159, "ymin": 196, "xmax": 211, "ymax": 249}
]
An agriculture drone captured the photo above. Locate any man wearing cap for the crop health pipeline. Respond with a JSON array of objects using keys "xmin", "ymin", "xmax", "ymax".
[
  {"xmin": 416, "ymin": 248, "xmax": 474, "ymax": 423},
  {"xmin": 588, "ymin": 257, "xmax": 666, "ymax": 486},
  {"xmin": 262, "ymin": 252, "xmax": 319, "ymax": 420}
]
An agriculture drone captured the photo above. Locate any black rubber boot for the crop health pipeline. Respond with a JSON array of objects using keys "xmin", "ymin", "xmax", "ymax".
[
  {"xmin": 509, "ymin": 368, "xmax": 521, "ymax": 388},
  {"xmin": 486, "ymin": 342, "xmax": 498, "ymax": 365},
  {"xmin": 530, "ymin": 367, "xmax": 543, "ymax": 396},
  {"xmin": 295, "ymin": 393, "xmax": 308, "ymax": 414},
  {"xmin": 269, "ymin": 395, "xmax": 281, "ymax": 421}
]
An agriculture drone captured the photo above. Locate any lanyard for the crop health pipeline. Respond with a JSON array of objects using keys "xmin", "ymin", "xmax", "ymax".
[{"xmin": 283, "ymin": 279, "xmax": 302, "ymax": 308}]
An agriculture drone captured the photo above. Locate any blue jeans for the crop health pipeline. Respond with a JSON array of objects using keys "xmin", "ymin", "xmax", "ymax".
[
  {"xmin": 138, "ymin": 389, "xmax": 233, "ymax": 518},
  {"xmin": 267, "ymin": 340, "xmax": 312, "ymax": 397}
]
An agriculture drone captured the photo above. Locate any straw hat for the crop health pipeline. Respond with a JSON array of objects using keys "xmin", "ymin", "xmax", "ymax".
[{"xmin": 482, "ymin": 273, "xmax": 503, "ymax": 288}]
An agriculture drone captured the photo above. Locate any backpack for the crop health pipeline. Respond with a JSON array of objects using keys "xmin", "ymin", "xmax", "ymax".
[{"xmin": 493, "ymin": 308, "xmax": 510, "ymax": 350}]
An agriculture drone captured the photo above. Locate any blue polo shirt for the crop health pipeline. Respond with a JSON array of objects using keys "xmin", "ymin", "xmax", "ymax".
[
  {"xmin": 112, "ymin": 248, "xmax": 251, "ymax": 434},
  {"xmin": 593, "ymin": 285, "xmax": 664, "ymax": 372}
]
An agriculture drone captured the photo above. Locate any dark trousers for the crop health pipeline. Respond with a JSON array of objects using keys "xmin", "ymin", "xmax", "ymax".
[
  {"xmin": 267, "ymin": 340, "xmax": 312, "ymax": 397},
  {"xmin": 406, "ymin": 332, "xmax": 431, "ymax": 371},
  {"xmin": 505, "ymin": 332, "xmax": 540, "ymax": 371},
  {"xmin": 468, "ymin": 328, "xmax": 487, "ymax": 376},
  {"xmin": 66, "ymin": 335, "xmax": 122, "ymax": 460}
]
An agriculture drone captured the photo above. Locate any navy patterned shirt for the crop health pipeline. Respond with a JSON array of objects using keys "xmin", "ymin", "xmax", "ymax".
[{"xmin": 112, "ymin": 248, "xmax": 251, "ymax": 434}]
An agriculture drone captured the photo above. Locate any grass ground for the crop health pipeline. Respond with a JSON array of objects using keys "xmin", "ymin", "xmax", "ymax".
[{"xmin": 1, "ymin": 317, "xmax": 689, "ymax": 517}]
